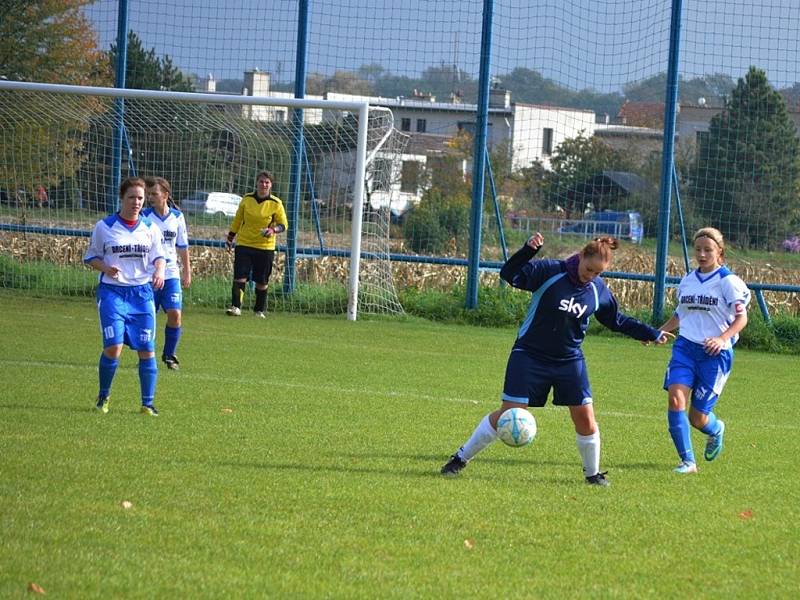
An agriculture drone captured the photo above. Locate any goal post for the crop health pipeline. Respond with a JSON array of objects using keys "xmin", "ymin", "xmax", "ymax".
[{"xmin": 0, "ymin": 80, "xmax": 405, "ymax": 319}]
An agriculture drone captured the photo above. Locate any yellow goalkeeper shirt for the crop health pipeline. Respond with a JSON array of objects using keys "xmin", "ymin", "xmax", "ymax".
[{"xmin": 229, "ymin": 193, "xmax": 289, "ymax": 251}]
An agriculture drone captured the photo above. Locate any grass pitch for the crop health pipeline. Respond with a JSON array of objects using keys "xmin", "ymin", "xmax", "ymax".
[{"xmin": 1, "ymin": 292, "xmax": 797, "ymax": 598}]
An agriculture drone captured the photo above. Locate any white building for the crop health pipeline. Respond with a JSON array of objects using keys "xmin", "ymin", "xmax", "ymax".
[
  {"xmin": 326, "ymin": 87, "xmax": 596, "ymax": 171},
  {"xmin": 204, "ymin": 73, "xmax": 612, "ymax": 215}
]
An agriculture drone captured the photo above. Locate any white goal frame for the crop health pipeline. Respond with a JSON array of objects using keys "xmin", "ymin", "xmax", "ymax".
[{"xmin": 0, "ymin": 79, "xmax": 373, "ymax": 321}]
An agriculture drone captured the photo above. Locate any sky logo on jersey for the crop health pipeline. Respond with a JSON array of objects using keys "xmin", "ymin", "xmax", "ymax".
[{"xmin": 558, "ymin": 297, "xmax": 588, "ymax": 318}]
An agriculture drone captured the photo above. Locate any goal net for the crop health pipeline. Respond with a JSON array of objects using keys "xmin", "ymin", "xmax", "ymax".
[{"xmin": 0, "ymin": 81, "xmax": 407, "ymax": 318}]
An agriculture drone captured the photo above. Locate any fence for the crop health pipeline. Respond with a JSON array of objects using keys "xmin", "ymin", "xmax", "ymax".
[{"xmin": 1, "ymin": 0, "xmax": 799, "ymax": 317}]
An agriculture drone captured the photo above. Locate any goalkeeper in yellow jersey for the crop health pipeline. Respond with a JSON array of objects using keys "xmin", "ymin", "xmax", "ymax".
[{"xmin": 225, "ymin": 170, "xmax": 288, "ymax": 318}]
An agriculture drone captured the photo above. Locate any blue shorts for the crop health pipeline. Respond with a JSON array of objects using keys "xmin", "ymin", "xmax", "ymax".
[
  {"xmin": 501, "ymin": 348, "xmax": 592, "ymax": 407},
  {"xmin": 153, "ymin": 277, "xmax": 182, "ymax": 312},
  {"xmin": 96, "ymin": 283, "xmax": 157, "ymax": 351},
  {"xmin": 663, "ymin": 336, "xmax": 733, "ymax": 414}
]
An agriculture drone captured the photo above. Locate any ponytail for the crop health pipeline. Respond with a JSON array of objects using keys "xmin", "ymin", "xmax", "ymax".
[{"xmin": 581, "ymin": 236, "xmax": 618, "ymax": 263}]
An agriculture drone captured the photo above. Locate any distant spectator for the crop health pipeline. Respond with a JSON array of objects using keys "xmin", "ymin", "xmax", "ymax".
[{"xmin": 36, "ymin": 185, "xmax": 48, "ymax": 208}]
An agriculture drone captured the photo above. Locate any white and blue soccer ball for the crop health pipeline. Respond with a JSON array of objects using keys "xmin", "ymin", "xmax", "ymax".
[{"xmin": 496, "ymin": 408, "xmax": 537, "ymax": 447}]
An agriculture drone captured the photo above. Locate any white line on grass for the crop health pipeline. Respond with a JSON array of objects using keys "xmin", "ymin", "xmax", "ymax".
[{"xmin": 3, "ymin": 358, "xmax": 797, "ymax": 430}]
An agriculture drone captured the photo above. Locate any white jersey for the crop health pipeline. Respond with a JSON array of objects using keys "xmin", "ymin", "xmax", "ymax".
[
  {"xmin": 84, "ymin": 214, "xmax": 165, "ymax": 286},
  {"xmin": 142, "ymin": 207, "xmax": 189, "ymax": 280},
  {"xmin": 673, "ymin": 266, "xmax": 750, "ymax": 349}
]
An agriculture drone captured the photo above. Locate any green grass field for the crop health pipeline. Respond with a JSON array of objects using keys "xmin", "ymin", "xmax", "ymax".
[{"xmin": 1, "ymin": 292, "xmax": 798, "ymax": 598}]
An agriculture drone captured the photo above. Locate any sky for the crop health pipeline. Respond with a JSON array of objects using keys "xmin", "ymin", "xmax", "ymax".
[{"xmin": 83, "ymin": 0, "xmax": 800, "ymax": 93}]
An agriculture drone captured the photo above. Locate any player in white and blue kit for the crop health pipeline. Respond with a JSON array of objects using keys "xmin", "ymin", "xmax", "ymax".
[
  {"xmin": 441, "ymin": 233, "xmax": 672, "ymax": 486},
  {"xmin": 144, "ymin": 177, "xmax": 192, "ymax": 371},
  {"xmin": 84, "ymin": 177, "xmax": 166, "ymax": 416},
  {"xmin": 658, "ymin": 227, "xmax": 750, "ymax": 474}
]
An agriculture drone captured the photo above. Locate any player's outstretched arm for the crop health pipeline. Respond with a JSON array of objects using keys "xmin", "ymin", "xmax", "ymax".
[{"xmin": 500, "ymin": 232, "xmax": 543, "ymax": 284}]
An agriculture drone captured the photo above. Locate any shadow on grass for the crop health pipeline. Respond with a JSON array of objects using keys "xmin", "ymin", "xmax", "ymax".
[{"xmin": 204, "ymin": 451, "xmax": 583, "ymax": 485}]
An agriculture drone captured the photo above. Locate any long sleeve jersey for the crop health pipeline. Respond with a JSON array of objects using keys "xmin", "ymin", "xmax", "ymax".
[
  {"xmin": 229, "ymin": 192, "xmax": 288, "ymax": 251},
  {"xmin": 499, "ymin": 244, "xmax": 660, "ymax": 362}
]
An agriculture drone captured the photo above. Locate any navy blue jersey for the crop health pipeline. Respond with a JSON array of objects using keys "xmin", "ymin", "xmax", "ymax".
[{"xmin": 500, "ymin": 246, "xmax": 660, "ymax": 362}]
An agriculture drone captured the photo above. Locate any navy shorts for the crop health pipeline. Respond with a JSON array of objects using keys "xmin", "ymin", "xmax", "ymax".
[
  {"xmin": 233, "ymin": 246, "xmax": 275, "ymax": 285},
  {"xmin": 501, "ymin": 348, "xmax": 592, "ymax": 407}
]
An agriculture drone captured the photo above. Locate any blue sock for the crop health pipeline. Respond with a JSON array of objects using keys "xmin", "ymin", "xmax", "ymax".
[
  {"xmin": 700, "ymin": 412, "xmax": 721, "ymax": 436},
  {"xmin": 139, "ymin": 357, "xmax": 158, "ymax": 406},
  {"xmin": 98, "ymin": 353, "xmax": 118, "ymax": 398},
  {"xmin": 668, "ymin": 410, "xmax": 695, "ymax": 463},
  {"xmin": 163, "ymin": 325, "xmax": 181, "ymax": 358}
]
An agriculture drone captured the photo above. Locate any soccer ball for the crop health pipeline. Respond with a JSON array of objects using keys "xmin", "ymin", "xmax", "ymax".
[{"xmin": 496, "ymin": 408, "xmax": 537, "ymax": 447}]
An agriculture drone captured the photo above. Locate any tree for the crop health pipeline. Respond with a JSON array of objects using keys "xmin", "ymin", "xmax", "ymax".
[
  {"xmin": 0, "ymin": 1, "xmax": 108, "ymax": 202},
  {"xmin": 324, "ymin": 70, "xmax": 373, "ymax": 95},
  {"xmin": 0, "ymin": 0, "xmax": 109, "ymax": 85},
  {"xmin": 108, "ymin": 31, "xmax": 193, "ymax": 92},
  {"xmin": 357, "ymin": 63, "xmax": 386, "ymax": 86},
  {"xmin": 87, "ymin": 31, "xmax": 198, "ymax": 204},
  {"xmin": 544, "ymin": 133, "xmax": 632, "ymax": 216},
  {"xmin": 623, "ymin": 73, "xmax": 734, "ymax": 106},
  {"xmin": 691, "ymin": 67, "xmax": 800, "ymax": 248}
]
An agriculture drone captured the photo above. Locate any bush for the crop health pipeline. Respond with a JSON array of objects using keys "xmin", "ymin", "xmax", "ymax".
[
  {"xmin": 403, "ymin": 189, "xmax": 470, "ymax": 254},
  {"xmin": 401, "ymin": 283, "xmax": 800, "ymax": 354}
]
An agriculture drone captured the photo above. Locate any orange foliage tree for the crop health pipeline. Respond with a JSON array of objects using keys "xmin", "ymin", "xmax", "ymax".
[{"xmin": 0, "ymin": 0, "xmax": 110, "ymax": 202}]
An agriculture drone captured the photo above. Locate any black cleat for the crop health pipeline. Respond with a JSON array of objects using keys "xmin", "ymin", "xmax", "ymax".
[
  {"xmin": 162, "ymin": 354, "xmax": 180, "ymax": 371},
  {"xmin": 585, "ymin": 471, "xmax": 610, "ymax": 487},
  {"xmin": 440, "ymin": 453, "xmax": 468, "ymax": 477}
]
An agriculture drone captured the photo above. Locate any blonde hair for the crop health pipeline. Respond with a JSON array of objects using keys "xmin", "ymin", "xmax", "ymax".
[
  {"xmin": 694, "ymin": 227, "xmax": 725, "ymax": 254},
  {"xmin": 581, "ymin": 236, "xmax": 619, "ymax": 263}
]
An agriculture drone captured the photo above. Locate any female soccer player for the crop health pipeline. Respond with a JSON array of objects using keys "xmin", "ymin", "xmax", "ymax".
[
  {"xmin": 440, "ymin": 233, "xmax": 672, "ymax": 486},
  {"xmin": 658, "ymin": 227, "xmax": 750, "ymax": 474},
  {"xmin": 83, "ymin": 177, "xmax": 166, "ymax": 415},
  {"xmin": 144, "ymin": 177, "xmax": 192, "ymax": 370},
  {"xmin": 225, "ymin": 170, "xmax": 288, "ymax": 318}
]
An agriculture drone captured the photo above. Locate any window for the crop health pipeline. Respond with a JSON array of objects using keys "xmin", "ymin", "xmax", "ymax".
[
  {"xmin": 542, "ymin": 128, "xmax": 554, "ymax": 156},
  {"xmin": 457, "ymin": 121, "xmax": 476, "ymax": 135},
  {"xmin": 400, "ymin": 161, "xmax": 420, "ymax": 193},
  {"xmin": 401, "ymin": 118, "xmax": 411, "ymax": 132},
  {"xmin": 416, "ymin": 119, "xmax": 427, "ymax": 133}
]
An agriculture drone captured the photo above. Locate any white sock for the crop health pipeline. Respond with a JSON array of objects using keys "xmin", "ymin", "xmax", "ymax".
[
  {"xmin": 460, "ymin": 414, "xmax": 498, "ymax": 461},
  {"xmin": 576, "ymin": 430, "xmax": 601, "ymax": 477}
]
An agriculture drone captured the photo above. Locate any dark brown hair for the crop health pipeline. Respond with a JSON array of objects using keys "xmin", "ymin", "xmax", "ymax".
[
  {"xmin": 145, "ymin": 176, "xmax": 176, "ymax": 208},
  {"xmin": 256, "ymin": 170, "xmax": 274, "ymax": 184},
  {"xmin": 119, "ymin": 177, "xmax": 146, "ymax": 198}
]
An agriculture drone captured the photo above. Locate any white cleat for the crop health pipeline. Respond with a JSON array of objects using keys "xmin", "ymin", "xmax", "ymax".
[{"xmin": 673, "ymin": 460, "xmax": 698, "ymax": 474}]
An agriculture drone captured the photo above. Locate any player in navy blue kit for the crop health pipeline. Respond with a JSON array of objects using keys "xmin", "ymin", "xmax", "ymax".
[
  {"xmin": 441, "ymin": 233, "xmax": 672, "ymax": 486},
  {"xmin": 84, "ymin": 177, "xmax": 166, "ymax": 416},
  {"xmin": 144, "ymin": 177, "xmax": 192, "ymax": 371},
  {"xmin": 658, "ymin": 227, "xmax": 750, "ymax": 474}
]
